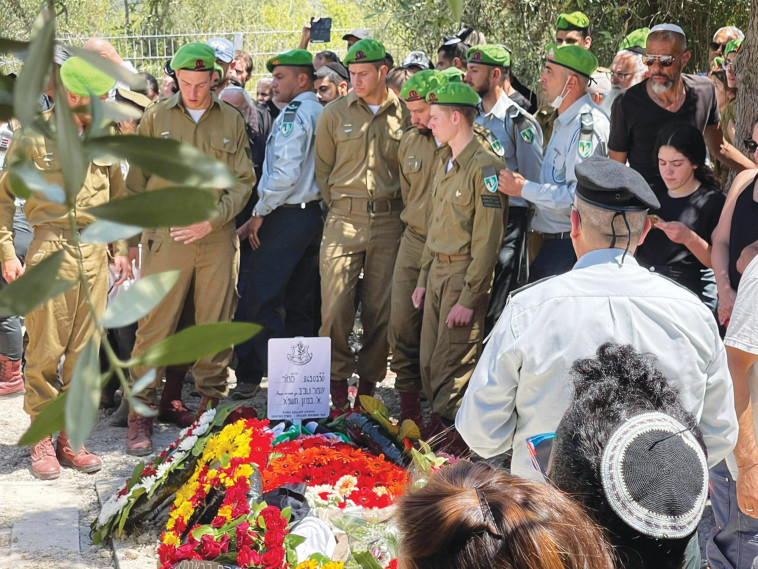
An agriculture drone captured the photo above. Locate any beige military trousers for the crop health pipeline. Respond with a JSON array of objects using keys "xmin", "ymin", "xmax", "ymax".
[
  {"xmin": 130, "ymin": 225, "xmax": 240, "ymax": 403},
  {"xmin": 24, "ymin": 234, "xmax": 108, "ymax": 418},
  {"xmin": 388, "ymin": 227, "xmax": 425, "ymax": 393},
  {"xmin": 420, "ymin": 257, "xmax": 488, "ymax": 421},
  {"xmin": 319, "ymin": 200, "xmax": 403, "ymax": 385}
]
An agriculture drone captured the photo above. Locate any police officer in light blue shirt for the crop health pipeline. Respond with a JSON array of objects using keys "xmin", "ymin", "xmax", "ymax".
[
  {"xmin": 457, "ymin": 156, "xmax": 737, "ymax": 483},
  {"xmin": 464, "ymin": 44, "xmax": 543, "ymax": 333},
  {"xmin": 235, "ymin": 49, "xmax": 324, "ymax": 393},
  {"xmin": 498, "ymin": 43, "xmax": 609, "ymax": 282}
]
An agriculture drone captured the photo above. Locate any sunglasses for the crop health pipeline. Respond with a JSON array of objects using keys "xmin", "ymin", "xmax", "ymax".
[
  {"xmin": 610, "ymin": 71, "xmax": 632, "ymax": 80},
  {"xmin": 710, "ymin": 42, "xmax": 728, "ymax": 52},
  {"xmin": 745, "ymin": 138, "xmax": 758, "ymax": 153},
  {"xmin": 642, "ymin": 54, "xmax": 682, "ymax": 67}
]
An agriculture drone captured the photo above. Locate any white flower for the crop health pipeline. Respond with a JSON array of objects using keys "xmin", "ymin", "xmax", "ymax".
[
  {"xmin": 334, "ymin": 475, "xmax": 358, "ymax": 497},
  {"xmin": 138, "ymin": 475, "xmax": 158, "ymax": 492},
  {"xmin": 198, "ymin": 408, "xmax": 216, "ymax": 426},
  {"xmin": 372, "ymin": 486, "xmax": 389, "ymax": 497},
  {"xmin": 305, "ymin": 485, "xmax": 335, "ymax": 507},
  {"xmin": 155, "ymin": 461, "xmax": 172, "ymax": 480},
  {"xmin": 178, "ymin": 426, "xmax": 191, "ymax": 439},
  {"xmin": 97, "ymin": 493, "xmax": 129, "ymax": 526},
  {"xmin": 193, "ymin": 422, "xmax": 209, "ymax": 437},
  {"xmin": 178, "ymin": 435, "xmax": 198, "ymax": 452}
]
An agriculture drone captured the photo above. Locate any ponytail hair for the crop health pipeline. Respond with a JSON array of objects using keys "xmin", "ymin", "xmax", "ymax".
[{"xmin": 396, "ymin": 461, "xmax": 614, "ymax": 569}]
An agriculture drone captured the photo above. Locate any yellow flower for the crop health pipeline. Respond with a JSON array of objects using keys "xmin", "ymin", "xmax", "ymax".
[
  {"xmin": 323, "ymin": 562, "xmax": 344, "ymax": 569},
  {"xmin": 162, "ymin": 532, "xmax": 180, "ymax": 547},
  {"xmin": 217, "ymin": 505, "xmax": 233, "ymax": 520},
  {"xmin": 166, "ymin": 517, "xmax": 176, "ymax": 530},
  {"xmin": 296, "ymin": 561, "xmax": 318, "ymax": 569}
]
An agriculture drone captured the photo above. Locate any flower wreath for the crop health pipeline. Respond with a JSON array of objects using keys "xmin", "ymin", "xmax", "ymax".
[
  {"xmin": 158, "ymin": 418, "xmax": 303, "ymax": 569},
  {"xmin": 93, "ymin": 407, "xmax": 230, "ymax": 544},
  {"xmin": 262, "ymin": 436, "xmax": 408, "ymax": 510}
]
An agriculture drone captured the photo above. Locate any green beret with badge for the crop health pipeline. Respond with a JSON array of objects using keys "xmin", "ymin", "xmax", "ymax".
[
  {"xmin": 426, "ymin": 81, "xmax": 480, "ymax": 107},
  {"xmin": 400, "ymin": 69, "xmax": 446, "ymax": 102},
  {"xmin": 619, "ymin": 28, "xmax": 650, "ymax": 54},
  {"xmin": 345, "ymin": 39, "xmax": 386, "ymax": 65},
  {"xmin": 440, "ymin": 67, "xmax": 465, "ymax": 82},
  {"xmin": 556, "ymin": 11, "xmax": 590, "ymax": 31},
  {"xmin": 544, "ymin": 42, "xmax": 598, "ymax": 78},
  {"xmin": 59, "ymin": 56, "xmax": 116, "ymax": 97},
  {"xmin": 171, "ymin": 42, "xmax": 216, "ymax": 72},
  {"xmin": 466, "ymin": 44, "xmax": 511, "ymax": 67},
  {"xmin": 266, "ymin": 49, "xmax": 314, "ymax": 73},
  {"xmin": 725, "ymin": 38, "xmax": 743, "ymax": 58}
]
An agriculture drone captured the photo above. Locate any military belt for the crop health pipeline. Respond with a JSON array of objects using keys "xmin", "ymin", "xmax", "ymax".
[
  {"xmin": 330, "ymin": 197, "xmax": 403, "ymax": 214},
  {"xmin": 534, "ymin": 230, "xmax": 571, "ymax": 241},
  {"xmin": 33, "ymin": 227, "xmax": 83, "ymax": 241},
  {"xmin": 435, "ymin": 253, "xmax": 470, "ymax": 262}
]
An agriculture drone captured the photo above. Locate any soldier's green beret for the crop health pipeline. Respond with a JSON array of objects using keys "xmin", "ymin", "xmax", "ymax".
[
  {"xmin": 556, "ymin": 11, "xmax": 590, "ymax": 31},
  {"xmin": 426, "ymin": 81, "xmax": 479, "ymax": 107},
  {"xmin": 170, "ymin": 43, "xmax": 216, "ymax": 72},
  {"xmin": 440, "ymin": 67, "xmax": 465, "ymax": 82},
  {"xmin": 59, "ymin": 56, "xmax": 115, "ymax": 97},
  {"xmin": 466, "ymin": 44, "xmax": 511, "ymax": 67},
  {"xmin": 400, "ymin": 69, "xmax": 446, "ymax": 102},
  {"xmin": 344, "ymin": 39, "xmax": 386, "ymax": 65},
  {"xmin": 725, "ymin": 38, "xmax": 743, "ymax": 58},
  {"xmin": 266, "ymin": 49, "xmax": 314, "ymax": 73},
  {"xmin": 545, "ymin": 43, "xmax": 598, "ymax": 78},
  {"xmin": 620, "ymin": 28, "xmax": 650, "ymax": 54}
]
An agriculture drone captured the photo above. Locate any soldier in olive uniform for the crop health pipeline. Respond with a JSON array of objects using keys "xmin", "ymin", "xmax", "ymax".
[
  {"xmin": 411, "ymin": 82, "xmax": 506, "ymax": 451},
  {"xmin": 0, "ymin": 57, "xmax": 130, "ymax": 479},
  {"xmin": 315, "ymin": 39, "xmax": 410, "ymax": 411},
  {"xmin": 125, "ymin": 43, "xmax": 256, "ymax": 456}
]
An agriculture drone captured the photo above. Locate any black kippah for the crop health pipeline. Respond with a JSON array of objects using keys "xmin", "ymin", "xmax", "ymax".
[{"xmin": 601, "ymin": 412, "xmax": 708, "ymax": 539}]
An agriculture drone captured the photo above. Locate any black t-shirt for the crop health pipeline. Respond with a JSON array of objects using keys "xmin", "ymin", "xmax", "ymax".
[
  {"xmin": 637, "ymin": 182, "xmax": 725, "ymax": 281},
  {"xmin": 609, "ymin": 74, "xmax": 720, "ymax": 185}
]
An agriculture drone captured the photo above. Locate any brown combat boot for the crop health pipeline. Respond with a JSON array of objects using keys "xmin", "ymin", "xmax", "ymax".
[
  {"xmin": 126, "ymin": 413, "xmax": 154, "ymax": 456},
  {"xmin": 56, "ymin": 431, "xmax": 102, "ymax": 473},
  {"xmin": 0, "ymin": 355, "xmax": 24, "ymax": 397},
  {"xmin": 399, "ymin": 391, "xmax": 425, "ymax": 429},
  {"xmin": 198, "ymin": 395, "xmax": 218, "ymax": 416},
  {"xmin": 30, "ymin": 436, "xmax": 60, "ymax": 480},
  {"xmin": 158, "ymin": 368, "xmax": 195, "ymax": 427}
]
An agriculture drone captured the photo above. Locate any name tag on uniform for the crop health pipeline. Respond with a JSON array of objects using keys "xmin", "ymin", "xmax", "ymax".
[{"xmin": 481, "ymin": 195, "xmax": 502, "ymax": 208}]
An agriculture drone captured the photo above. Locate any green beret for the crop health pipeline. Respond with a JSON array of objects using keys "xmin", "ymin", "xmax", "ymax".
[
  {"xmin": 440, "ymin": 67, "xmax": 465, "ymax": 82},
  {"xmin": 266, "ymin": 49, "xmax": 314, "ymax": 73},
  {"xmin": 426, "ymin": 81, "xmax": 479, "ymax": 107},
  {"xmin": 545, "ymin": 43, "xmax": 598, "ymax": 78},
  {"xmin": 170, "ymin": 42, "xmax": 216, "ymax": 72},
  {"xmin": 466, "ymin": 44, "xmax": 511, "ymax": 67},
  {"xmin": 400, "ymin": 70, "xmax": 446, "ymax": 102},
  {"xmin": 556, "ymin": 11, "xmax": 590, "ymax": 31},
  {"xmin": 59, "ymin": 56, "xmax": 115, "ymax": 97},
  {"xmin": 725, "ymin": 38, "xmax": 743, "ymax": 58},
  {"xmin": 620, "ymin": 28, "xmax": 650, "ymax": 54},
  {"xmin": 345, "ymin": 39, "xmax": 386, "ymax": 65}
]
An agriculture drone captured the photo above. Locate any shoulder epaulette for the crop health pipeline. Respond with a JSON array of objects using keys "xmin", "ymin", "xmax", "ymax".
[
  {"xmin": 507, "ymin": 105, "xmax": 535, "ymax": 145},
  {"xmin": 474, "ymin": 123, "xmax": 505, "ymax": 157}
]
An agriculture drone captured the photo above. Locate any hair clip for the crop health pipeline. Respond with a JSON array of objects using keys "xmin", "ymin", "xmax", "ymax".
[{"xmin": 475, "ymin": 488, "xmax": 503, "ymax": 538}]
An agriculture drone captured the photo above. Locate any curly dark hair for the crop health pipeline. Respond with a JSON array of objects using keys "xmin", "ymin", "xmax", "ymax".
[{"xmin": 549, "ymin": 342, "xmax": 704, "ymax": 569}]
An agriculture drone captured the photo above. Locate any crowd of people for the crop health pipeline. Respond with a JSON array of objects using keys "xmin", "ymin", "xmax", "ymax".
[{"xmin": 1, "ymin": 11, "xmax": 758, "ymax": 569}]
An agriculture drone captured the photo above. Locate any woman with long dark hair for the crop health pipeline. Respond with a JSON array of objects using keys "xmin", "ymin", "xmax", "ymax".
[{"xmin": 636, "ymin": 123, "xmax": 725, "ymax": 313}]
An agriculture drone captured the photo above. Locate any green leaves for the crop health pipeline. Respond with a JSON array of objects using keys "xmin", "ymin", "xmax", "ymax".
[
  {"xmin": 88, "ymin": 187, "xmax": 218, "ymax": 228},
  {"xmin": 447, "ymin": 0, "xmax": 464, "ymax": 21},
  {"xmin": 80, "ymin": 220, "xmax": 142, "ymax": 244},
  {"xmin": 0, "ymin": 250, "xmax": 74, "ymax": 317},
  {"xmin": 65, "ymin": 338, "xmax": 102, "ymax": 450},
  {"xmin": 128, "ymin": 322, "xmax": 260, "ymax": 368},
  {"xmin": 12, "ymin": 12, "xmax": 54, "ymax": 127},
  {"xmin": 101, "ymin": 270, "xmax": 180, "ymax": 328},
  {"xmin": 7, "ymin": 158, "xmax": 66, "ymax": 203},
  {"xmin": 18, "ymin": 391, "xmax": 67, "ymax": 446},
  {"xmin": 55, "ymin": 83, "xmax": 89, "ymax": 204},
  {"xmin": 86, "ymin": 135, "xmax": 239, "ymax": 189}
]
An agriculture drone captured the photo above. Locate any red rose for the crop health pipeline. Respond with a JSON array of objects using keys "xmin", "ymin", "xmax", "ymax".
[
  {"xmin": 199, "ymin": 534, "xmax": 225, "ymax": 558},
  {"xmin": 264, "ymin": 528, "xmax": 285, "ymax": 549},
  {"xmin": 261, "ymin": 546, "xmax": 285, "ymax": 568},
  {"xmin": 386, "ymin": 560, "xmax": 398, "ymax": 569},
  {"xmin": 211, "ymin": 515, "xmax": 226, "ymax": 528}
]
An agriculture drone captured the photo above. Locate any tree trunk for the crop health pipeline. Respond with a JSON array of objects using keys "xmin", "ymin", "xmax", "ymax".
[{"xmin": 735, "ymin": 0, "xmax": 758, "ymax": 162}]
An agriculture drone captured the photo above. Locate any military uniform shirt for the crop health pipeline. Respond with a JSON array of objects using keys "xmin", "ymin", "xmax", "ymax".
[
  {"xmin": 314, "ymin": 90, "xmax": 410, "ymax": 205},
  {"xmin": 0, "ymin": 113, "xmax": 129, "ymax": 262},
  {"xmin": 254, "ymin": 91, "xmax": 322, "ymax": 216},
  {"xmin": 521, "ymin": 94, "xmax": 609, "ymax": 233},
  {"xmin": 456, "ymin": 248, "xmax": 738, "ymax": 480},
  {"xmin": 476, "ymin": 92, "xmax": 543, "ymax": 207},
  {"xmin": 417, "ymin": 136, "xmax": 506, "ymax": 308},
  {"xmin": 126, "ymin": 92, "xmax": 255, "ymax": 229},
  {"xmin": 398, "ymin": 127, "xmax": 443, "ymax": 238}
]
